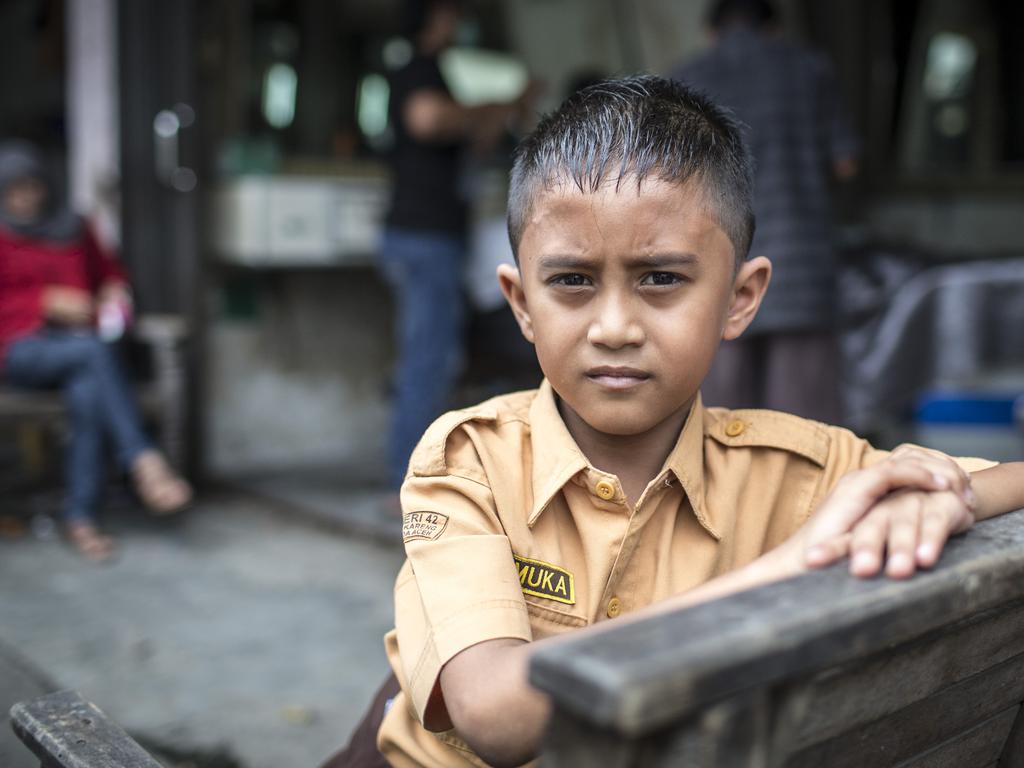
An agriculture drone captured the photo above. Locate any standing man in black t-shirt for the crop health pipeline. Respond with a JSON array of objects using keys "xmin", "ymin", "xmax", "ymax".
[{"xmin": 380, "ymin": 0, "xmax": 533, "ymax": 495}]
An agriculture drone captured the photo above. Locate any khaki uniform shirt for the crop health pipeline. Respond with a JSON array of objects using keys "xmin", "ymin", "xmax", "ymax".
[{"xmin": 377, "ymin": 380, "xmax": 993, "ymax": 767}]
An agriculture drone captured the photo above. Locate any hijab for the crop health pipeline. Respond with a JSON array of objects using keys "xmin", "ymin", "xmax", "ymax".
[{"xmin": 0, "ymin": 140, "xmax": 82, "ymax": 243}]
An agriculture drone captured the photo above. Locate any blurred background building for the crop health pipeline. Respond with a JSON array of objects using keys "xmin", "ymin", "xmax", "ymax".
[{"xmin": 2, "ymin": 0, "xmax": 1022, "ymax": 497}]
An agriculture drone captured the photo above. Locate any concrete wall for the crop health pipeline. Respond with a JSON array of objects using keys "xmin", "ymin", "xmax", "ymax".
[{"xmin": 205, "ymin": 270, "xmax": 393, "ymax": 475}]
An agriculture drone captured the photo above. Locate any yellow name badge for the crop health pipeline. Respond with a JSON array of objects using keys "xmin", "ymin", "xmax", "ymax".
[
  {"xmin": 513, "ymin": 555, "xmax": 575, "ymax": 605},
  {"xmin": 402, "ymin": 511, "xmax": 449, "ymax": 542}
]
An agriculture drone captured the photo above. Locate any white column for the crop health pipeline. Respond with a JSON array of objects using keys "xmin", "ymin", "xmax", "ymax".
[{"xmin": 65, "ymin": 0, "xmax": 120, "ymax": 247}]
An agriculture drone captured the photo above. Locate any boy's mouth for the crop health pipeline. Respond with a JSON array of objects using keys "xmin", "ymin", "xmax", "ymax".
[{"xmin": 585, "ymin": 366, "xmax": 652, "ymax": 390}]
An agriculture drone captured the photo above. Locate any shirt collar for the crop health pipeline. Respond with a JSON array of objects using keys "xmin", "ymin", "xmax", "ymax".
[
  {"xmin": 528, "ymin": 380, "xmax": 590, "ymax": 525},
  {"xmin": 664, "ymin": 391, "xmax": 718, "ymax": 539},
  {"xmin": 527, "ymin": 380, "xmax": 719, "ymax": 539}
]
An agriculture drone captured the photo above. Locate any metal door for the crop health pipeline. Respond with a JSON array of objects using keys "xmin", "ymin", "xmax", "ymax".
[{"xmin": 118, "ymin": 0, "xmax": 204, "ymax": 477}]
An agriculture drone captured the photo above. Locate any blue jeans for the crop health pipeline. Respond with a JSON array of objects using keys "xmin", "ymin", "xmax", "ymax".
[
  {"xmin": 379, "ymin": 229, "xmax": 466, "ymax": 489},
  {"xmin": 5, "ymin": 331, "xmax": 153, "ymax": 523}
]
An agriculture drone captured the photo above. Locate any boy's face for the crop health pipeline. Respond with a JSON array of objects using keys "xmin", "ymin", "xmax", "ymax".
[{"xmin": 500, "ymin": 176, "xmax": 770, "ymax": 440}]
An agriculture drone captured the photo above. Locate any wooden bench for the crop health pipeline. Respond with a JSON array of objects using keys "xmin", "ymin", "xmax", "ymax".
[
  {"xmin": 532, "ymin": 507, "xmax": 1024, "ymax": 767},
  {"xmin": 9, "ymin": 690, "xmax": 161, "ymax": 768},
  {"xmin": 0, "ymin": 316, "xmax": 188, "ymax": 475}
]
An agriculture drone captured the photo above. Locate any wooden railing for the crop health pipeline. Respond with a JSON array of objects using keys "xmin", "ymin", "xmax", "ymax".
[
  {"xmin": 532, "ymin": 508, "xmax": 1024, "ymax": 767},
  {"xmin": 9, "ymin": 690, "xmax": 161, "ymax": 768}
]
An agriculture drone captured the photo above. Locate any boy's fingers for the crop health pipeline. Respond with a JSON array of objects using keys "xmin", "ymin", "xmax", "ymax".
[
  {"xmin": 885, "ymin": 495, "xmax": 921, "ymax": 579},
  {"xmin": 888, "ymin": 447, "xmax": 973, "ymax": 506},
  {"xmin": 805, "ymin": 533, "xmax": 851, "ymax": 569},
  {"xmin": 950, "ymin": 495, "xmax": 976, "ymax": 534},
  {"xmin": 816, "ymin": 462, "xmax": 940, "ymax": 541},
  {"xmin": 917, "ymin": 505, "xmax": 952, "ymax": 568},
  {"xmin": 917, "ymin": 492, "xmax": 972, "ymax": 568},
  {"xmin": 849, "ymin": 507, "xmax": 890, "ymax": 578}
]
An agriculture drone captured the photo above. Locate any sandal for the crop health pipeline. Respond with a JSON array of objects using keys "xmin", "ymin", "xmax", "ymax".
[
  {"xmin": 67, "ymin": 521, "xmax": 117, "ymax": 563},
  {"xmin": 131, "ymin": 450, "xmax": 193, "ymax": 516}
]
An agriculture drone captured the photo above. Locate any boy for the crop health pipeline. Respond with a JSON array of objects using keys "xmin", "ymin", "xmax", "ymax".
[{"xmin": 334, "ymin": 77, "xmax": 1023, "ymax": 768}]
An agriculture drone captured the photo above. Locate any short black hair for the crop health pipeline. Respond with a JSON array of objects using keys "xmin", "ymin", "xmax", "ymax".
[{"xmin": 507, "ymin": 75, "xmax": 755, "ymax": 266}]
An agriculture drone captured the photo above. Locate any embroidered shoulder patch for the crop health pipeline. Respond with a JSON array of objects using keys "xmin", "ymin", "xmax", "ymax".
[
  {"xmin": 513, "ymin": 554, "xmax": 575, "ymax": 605},
  {"xmin": 402, "ymin": 511, "xmax": 449, "ymax": 542}
]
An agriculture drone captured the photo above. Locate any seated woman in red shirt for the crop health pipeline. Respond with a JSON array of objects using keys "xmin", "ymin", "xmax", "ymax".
[{"xmin": 0, "ymin": 141, "xmax": 191, "ymax": 561}]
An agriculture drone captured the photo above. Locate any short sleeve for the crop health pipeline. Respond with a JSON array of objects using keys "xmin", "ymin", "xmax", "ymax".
[{"xmin": 395, "ymin": 428, "xmax": 532, "ymax": 729}]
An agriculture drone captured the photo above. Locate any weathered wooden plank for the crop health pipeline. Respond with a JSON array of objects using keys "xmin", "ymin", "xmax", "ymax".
[
  {"xmin": 654, "ymin": 692, "xmax": 770, "ymax": 768},
  {"xmin": 782, "ymin": 653, "xmax": 1024, "ymax": 768},
  {"xmin": 773, "ymin": 599, "xmax": 1024, "ymax": 751},
  {"xmin": 897, "ymin": 706, "xmax": 1019, "ymax": 768},
  {"xmin": 542, "ymin": 693, "xmax": 772, "ymax": 768},
  {"xmin": 532, "ymin": 509, "xmax": 1024, "ymax": 737},
  {"xmin": 540, "ymin": 708, "xmax": 642, "ymax": 768},
  {"xmin": 997, "ymin": 700, "xmax": 1024, "ymax": 767},
  {"xmin": 9, "ymin": 690, "xmax": 162, "ymax": 768}
]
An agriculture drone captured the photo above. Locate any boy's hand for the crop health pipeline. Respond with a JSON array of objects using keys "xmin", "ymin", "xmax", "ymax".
[
  {"xmin": 888, "ymin": 444, "xmax": 976, "ymax": 507},
  {"xmin": 844, "ymin": 487, "xmax": 973, "ymax": 579},
  {"xmin": 787, "ymin": 451, "xmax": 976, "ymax": 579}
]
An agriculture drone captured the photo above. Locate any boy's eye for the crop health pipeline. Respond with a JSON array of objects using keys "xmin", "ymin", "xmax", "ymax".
[
  {"xmin": 550, "ymin": 273, "xmax": 591, "ymax": 287},
  {"xmin": 641, "ymin": 271, "xmax": 684, "ymax": 286}
]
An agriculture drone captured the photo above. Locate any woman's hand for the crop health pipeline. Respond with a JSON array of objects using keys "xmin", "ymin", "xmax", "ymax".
[
  {"xmin": 97, "ymin": 280, "xmax": 132, "ymax": 308},
  {"xmin": 42, "ymin": 285, "xmax": 94, "ymax": 326}
]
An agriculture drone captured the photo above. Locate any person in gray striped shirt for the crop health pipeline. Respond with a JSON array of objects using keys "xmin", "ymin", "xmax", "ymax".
[{"xmin": 671, "ymin": 0, "xmax": 859, "ymax": 424}]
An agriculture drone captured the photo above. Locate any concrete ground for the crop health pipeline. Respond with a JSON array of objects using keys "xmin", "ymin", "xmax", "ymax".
[{"xmin": 0, "ymin": 490, "xmax": 404, "ymax": 768}]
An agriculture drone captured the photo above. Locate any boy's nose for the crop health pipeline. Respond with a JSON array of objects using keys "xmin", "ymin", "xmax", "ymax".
[{"xmin": 587, "ymin": 294, "xmax": 645, "ymax": 349}]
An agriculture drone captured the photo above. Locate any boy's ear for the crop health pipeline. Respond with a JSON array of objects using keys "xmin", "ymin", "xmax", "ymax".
[
  {"xmin": 722, "ymin": 256, "xmax": 772, "ymax": 341},
  {"xmin": 497, "ymin": 262, "xmax": 535, "ymax": 343}
]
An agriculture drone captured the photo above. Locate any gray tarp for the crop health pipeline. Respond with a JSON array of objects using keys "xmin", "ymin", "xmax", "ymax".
[{"xmin": 840, "ymin": 253, "xmax": 1024, "ymax": 432}]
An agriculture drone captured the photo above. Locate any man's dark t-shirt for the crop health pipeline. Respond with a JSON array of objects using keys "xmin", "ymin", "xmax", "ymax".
[{"xmin": 386, "ymin": 54, "xmax": 467, "ymax": 236}]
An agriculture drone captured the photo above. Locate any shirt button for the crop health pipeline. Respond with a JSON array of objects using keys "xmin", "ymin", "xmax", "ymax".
[
  {"xmin": 595, "ymin": 479, "xmax": 616, "ymax": 500},
  {"xmin": 606, "ymin": 597, "xmax": 622, "ymax": 618},
  {"xmin": 725, "ymin": 419, "xmax": 746, "ymax": 437}
]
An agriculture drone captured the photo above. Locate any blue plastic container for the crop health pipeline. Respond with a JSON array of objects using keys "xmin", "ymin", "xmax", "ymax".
[{"xmin": 913, "ymin": 391, "xmax": 1024, "ymax": 462}]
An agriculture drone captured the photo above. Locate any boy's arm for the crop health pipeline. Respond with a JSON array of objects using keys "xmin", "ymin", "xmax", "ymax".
[
  {"xmin": 438, "ymin": 458, "xmax": 953, "ymax": 767},
  {"xmin": 970, "ymin": 462, "xmax": 1024, "ymax": 521},
  {"xmin": 439, "ymin": 551, "xmax": 802, "ymax": 767},
  {"xmin": 438, "ymin": 638, "xmax": 542, "ymax": 768},
  {"xmin": 439, "ymin": 541, "xmax": 804, "ymax": 768}
]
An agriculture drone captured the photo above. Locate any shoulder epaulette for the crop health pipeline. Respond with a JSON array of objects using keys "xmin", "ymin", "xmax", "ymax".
[
  {"xmin": 409, "ymin": 405, "xmax": 499, "ymax": 477},
  {"xmin": 707, "ymin": 409, "xmax": 831, "ymax": 467}
]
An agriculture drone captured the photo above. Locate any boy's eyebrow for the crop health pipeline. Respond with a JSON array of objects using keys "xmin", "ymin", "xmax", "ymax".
[
  {"xmin": 535, "ymin": 254, "xmax": 594, "ymax": 271},
  {"xmin": 535, "ymin": 253, "xmax": 700, "ymax": 270},
  {"xmin": 626, "ymin": 252, "xmax": 700, "ymax": 268}
]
